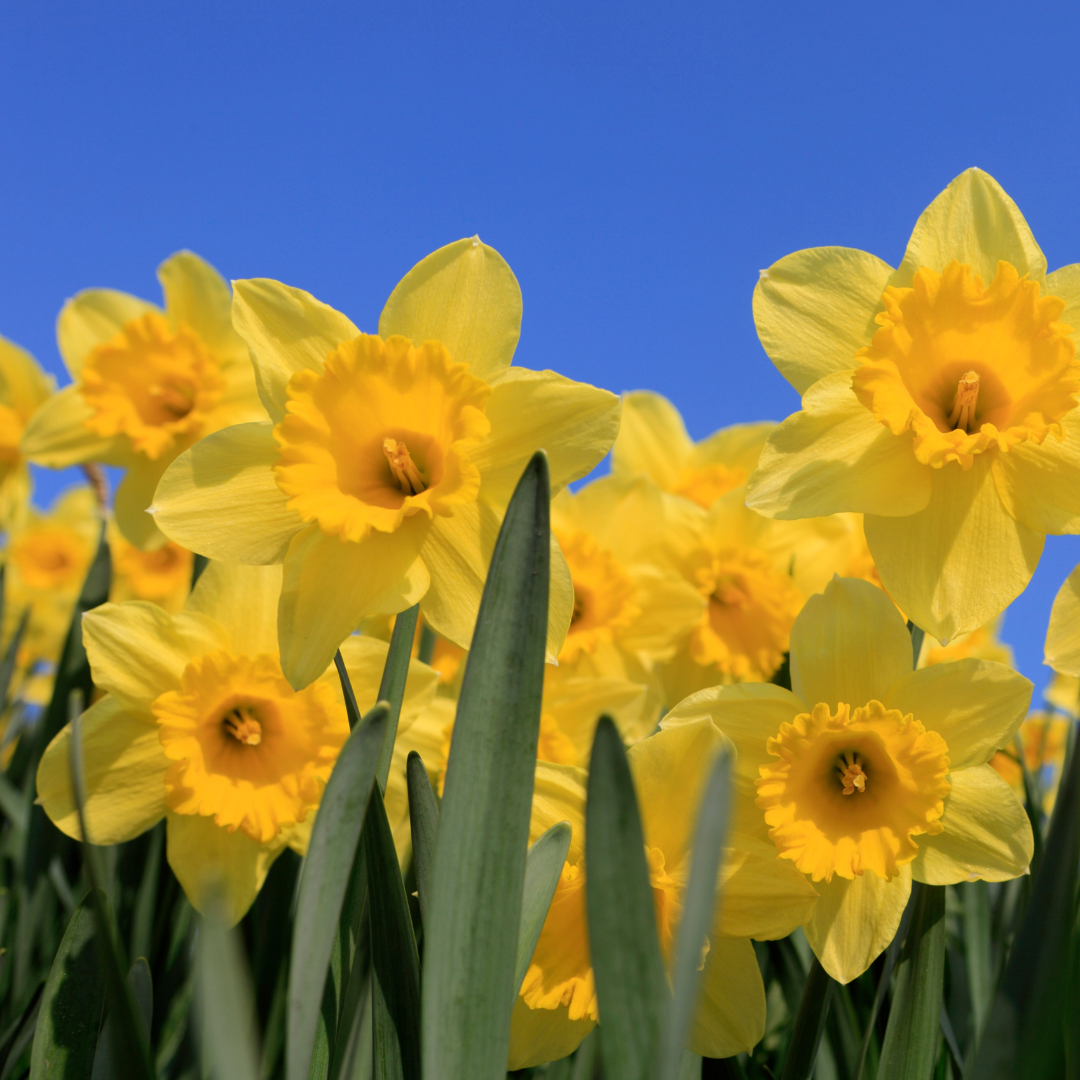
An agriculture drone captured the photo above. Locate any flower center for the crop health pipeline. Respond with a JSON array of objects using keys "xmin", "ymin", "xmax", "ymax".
[
  {"xmin": 852, "ymin": 260, "xmax": 1080, "ymax": 469},
  {"xmin": 153, "ymin": 650, "xmax": 349, "ymax": 843},
  {"xmin": 80, "ymin": 313, "xmax": 224, "ymax": 460},
  {"xmin": 555, "ymin": 528, "xmax": 641, "ymax": 663},
  {"xmin": 688, "ymin": 547, "xmax": 803, "ymax": 681},
  {"xmin": 755, "ymin": 701, "xmax": 951, "ymax": 882},
  {"xmin": 10, "ymin": 525, "xmax": 92, "ymax": 591},
  {"xmin": 670, "ymin": 463, "xmax": 747, "ymax": 508},
  {"xmin": 273, "ymin": 334, "xmax": 491, "ymax": 543}
]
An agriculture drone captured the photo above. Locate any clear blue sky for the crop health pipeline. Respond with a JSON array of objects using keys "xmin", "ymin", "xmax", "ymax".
[{"xmin": 3, "ymin": 1, "xmax": 1079, "ymax": 695}]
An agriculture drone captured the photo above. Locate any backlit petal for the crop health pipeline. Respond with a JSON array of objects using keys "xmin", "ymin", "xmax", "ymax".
[
  {"xmin": 158, "ymin": 251, "xmax": 245, "ymax": 361},
  {"xmin": 115, "ymin": 453, "xmax": 172, "ymax": 550},
  {"xmin": 57, "ymin": 288, "xmax": 160, "ymax": 378},
  {"xmin": 719, "ymin": 835, "xmax": 820, "ymax": 940},
  {"xmin": 187, "ymin": 562, "xmax": 284, "ymax": 657},
  {"xmin": 611, "ymin": 390, "xmax": 694, "ymax": 487},
  {"xmin": 507, "ymin": 995, "xmax": 594, "ymax": 1071},
  {"xmin": 20, "ymin": 384, "xmax": 133, "ymax": 468},
  {"xmin": 0, "ymin": 333, "xmax": 53, "ymax": 417},
  {"xmin": 688, "ymin": 937, "xmax": 765, "ymax": 1059},
  {"xmin": 1046, "ymin": 563, "xmax": 1080, "ymax": 676}
]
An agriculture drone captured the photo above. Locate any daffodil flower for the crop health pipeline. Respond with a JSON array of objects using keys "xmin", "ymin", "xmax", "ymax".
[
  {"xmin": 507, "ymin": 719, "xmax": 818, "ymax": 1068},
  {"xmin": 150, "ymin": 238, "xmax": 620, "ymax": 690},
  {"xmin": 748, "ymin": 168, "xmax": 1080, "ymax": 641},
  {"xmin": 663, "ymin": 576, "xmax": 1033, "ymax": 983},
  {"xmin": 35, "ymin": 561, "xmax": 438, "ymax": 924},
  {"xmin": 21, "ymin": 252, "xmax": 265, "ymax": 550},
  {"xmin": 0, "ymin": 334, "xmax": 53, "ymax": 529},
  {"xmin": 107, "ymin": 521, "xmax": 193, "ymax": 612}
]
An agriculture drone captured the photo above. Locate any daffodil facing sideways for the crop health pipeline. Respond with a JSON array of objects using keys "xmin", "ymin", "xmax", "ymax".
[
  {"xmin": 662, "ymin": 576, "xmax": 1033, "ymax": 984},
  {"xmin": 35, "ymin": 561, "xmax": 438, "ymax": 924},
  {"xmin": 507, "ymin": 719, "xmax": 818, "ymax": 1068},
  {"xmin": 150, "ymin": 238, "xmax": 620, "ymax": 690},
  {"xmin": 0, "ymin": 334, "xmax": 53, "ymax": 529},
  {"xmin": 748, "ymin": 168, "xmax": 1080, "ymax": 642},
  {"xmin": 20, "ymin": 252, "xmax": 265, "ymax": 550}
]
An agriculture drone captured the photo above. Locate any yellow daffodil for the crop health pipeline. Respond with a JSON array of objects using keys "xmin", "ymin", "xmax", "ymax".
[
  {"xmin": 611, "ymin": 390, "xmax": 775, "ymax": 509},
  {"xmin": 1045, "ymin": 560, "xmax": 1080, "ymax": 683},
  {"xmin": 35, "ymin": 561, "xmax": 438, "ymax": 924},
  {"xmin": 150, "ymin": 239, "xmax": 620, "ymax": 690},
  {"xmin": 918, "ymin": 616, "xmax": 1013, "ymax": 669},
  {"xmin": 108, "ymin": 521, "xmax": 192, "ymax": 612},
  {"xmin": 1043, "ymin": 672, "xmax": 1079, "ymax": 717},
  {"xmin": 21, "ymin": 252, "xmax": 264, "ymax": 550},
  {"xmin": 990, "ymin": 711, "xmax": 1071, "ymax": 815},
  {"xmin": 0, "ymin": 334, "xmax": 53, "ymax": 529},
  {"xmin": 748, "ymin": 169, "xmax": 1080, "ymax": 642},
  {"xmin": 662, "ymin": 576, "xmax": 1033, "ymax": 983},
  {"xmin": 508, "ymin": 719, "xmax": 818, "ymax": 1068}
]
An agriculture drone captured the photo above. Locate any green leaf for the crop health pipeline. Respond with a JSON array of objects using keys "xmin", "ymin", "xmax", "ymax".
[
  {"xmin": 659, "ymin": 748, "xmax": 732, "ymax": 1080},
  {"xmin": 972, "ymin": 732, "xmax": 1080, "ymax": 1079},
  {"xmin": 961, "ymin": 880, "xmax": 992, "ymax": 1044},
  {"xmin": 29, "ymin": 892, "xmax": 104, "ymax": 1080},
  {"xmin": 90, "ymin": 958, "xmax": 153, "ymax": 1080},
  {"xmin": 406, "ymin": 751, "xmax": 439, "ymax": 928},
  {"xmin": 779, "ymin": 958, "xmax": 834, "ymax": 1080},
  {"xmin": 422, "ymin": 452, "xmax": 551, "ymax": 1080},
  {"xmin": 0, "ymin": 982, "xmax": 44, "ymax": 1080},
  {"xmin": 0, "ymin": 606, "xmax": 30, "ymax": 710},
  {"xmin": 196, "ymin": 904, "xmax": 260, "ymax": 1080},
  {"xmin": 287, "ymin": 703, "xmax": 389, "ymax": 1080},
  {"xmin": 514, "ymin": 821, "xmax": 572, "ymax": 999},
  {"xmin": 375, "ymin": 604, "xmax": 420, "ymax": 792},
  {"xmin": 365, "ymin": 784, "xmax": 421, "ymax": 1080},
  {"xmin": 585, "ymin": 715, "xmax": 668, "ymax": 1080},
  {"xmin": 876, "ymin": 883, "xmax": 946, "ymax": 1080}
]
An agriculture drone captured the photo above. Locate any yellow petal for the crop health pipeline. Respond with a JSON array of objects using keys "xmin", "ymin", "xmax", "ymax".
[
  {"xmin": 911, "ymin": 765, "xmax": 1033, "ymax": 884},
  {"xmin": 36, "ymin": 695, "xmax": 166, "ymax": 844},
  {"xmin": 231, "ymin": 278, "xmax": 360, "ymax": 422},
  {"xmin": 805, "ymin": 866, "xmax": 911, "ymax": 984},
  {"xmin": 0, "ymin": 465, "xmax": 31, "ymax": 532},
  {"xmin": 720, "ymin": 834, "xmax": 820, "ymax": 939},
  {"xmin": 83, "ymin": 601, "xmax": 230, "ymax": 709},
  {"xmin": 115, "ymin": 454, "xmax": 172, "ymax": 550},
  {"xmin": 615, "ymin": 568, "xmax": 705, "ymax": 659},
  {"xmin": 20, "ymin": 384, "xmax": 133, "ymax": 468},
  {"xmin": 507, "ymin": 995, "xmax": 594, "ymax": 1071},
  {"xmin": 689, "ymin": 421, "xmax": 775, "ymax": 475},
  {"xmin": 555, "ymin": 473, "xmax": 673, "ymax": 563},
  {"xmin": 278, "ymin": 520, "xmax": 430, "ymax": 690},
  {"xmin": 337, "ymin": 634, "xmax": 440, "ymax": 725},
  {"xmin": 57, "ymin": 288, "xmax": 160, "ymax": 378},
  {"xmin": 688, "ymin": 937, "xmax": 765, "ymax": 1058},
  {"xmin": 542, "ymin": 673, "xmax": 648, "ymax": 766},
  {"xmin": 1046, "ymin": 563, "xmax": 1080, "ymax": 676},
  {"xmin": 151, "ymin": 421, "xmax": 301, "ymax": 563},
  {"xmin": 884, "ymin": 660, "xmax": 1031, "ymax": 768},
  {"xmin": 865, "ymin": 455, "xmax": 1044, "ymax": 641},
  {"xmin": 746, "ymin": 371, "xmax": 932, "ymax": 519},
  {"xmin": 754, "ymin": 247, "xmax": 894, "ymax": 395},
  {"xmin": 166, "ymin": 810, "xmax": 285, "ymax": 925},
  {"xmin": 158, "ymin": 251, "xmax": 245, "ymax": 360},
  {"xmin": 0, "ymin": 333, "xmax": 53, "ymax": 417},
  {"xmin": 187, "ymin": 562, "xmax": 284, "ymax": 657},
  {"xmin": 379, "ymin": 237, "xmax": 521, "ymax": 384},
  {"xmin": 893, "ymin": 168, "xmax": 1046, "ymax": 290},
  {"xmin": 992, "ymin": 411, "xmax": 1080, "ymax": 535},
  {"xmin": 470, "ymin": 368, "xmax": 620, "ymax": 504},
  {"xmin": 790, "ymin": 577, "xmax": 912, "ymax": 713},
  {"xmin": 611, "ymin": 390, "xmax": 695, "ymax": 487}
]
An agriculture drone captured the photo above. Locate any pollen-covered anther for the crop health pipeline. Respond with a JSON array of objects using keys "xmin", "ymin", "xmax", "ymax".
[
  {"xmin": 839, "ymin": 755, "xmax": 867, "ymax": 795},
  {"xmin": 948, "ymin": 370, "xmax": 980, "ymax": 433},
  {"xmin": 383, "ymin": 438, "xmax": 427, "ymax": 495},
  {"xmin": 222, "ymin": 705, "xmax": 263, "ymax": 746}
]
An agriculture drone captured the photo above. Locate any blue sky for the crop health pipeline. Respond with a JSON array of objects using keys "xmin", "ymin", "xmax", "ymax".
[{"xmin": 2, "ymin": 1, "xmax": 1079, "ymax": 694}]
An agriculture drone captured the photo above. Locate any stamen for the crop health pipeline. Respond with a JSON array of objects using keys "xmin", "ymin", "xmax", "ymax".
[
  {"xmin": 839, "ymin": 752, "xmax": 867, "ymax": 796},
  {"xmin": 947, "ymin": 370, "xmax": 981, "ymax": 433},
  {"xmin": 223, "ymin": 705, "xmax": 263, "ymax": 746},
  {"xmin": 383, "ymin": 438, "xmax": 427, "ymax": 495}
]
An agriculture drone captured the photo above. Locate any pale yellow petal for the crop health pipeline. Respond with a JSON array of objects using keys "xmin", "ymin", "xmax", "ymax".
[
  {"xmin": 911, "ymin": 765, "xmax": 1033, "ymax": 885},
  {"xmin": 115, "ymin": 454, "xmax": 172, "ymax": 550},
  {"xmin": 20, "ymin": 384, "xmax": 133, "ymax": 468},
  {"xmin": 0, "ymin": 334, "xmax": 52, "ymax": 417},
  {"xmin": 471, "ymin": 368, "xmax": 620, "ymax": 503},
  {"xmin": 746, "ymin": 371, "xmax": 932, "ymax": 519},
  {"xmin": 0, "ymin": 465, "xmax": 31, "ymax": 532},
  {"xmin": 278, "ymin": 519, "xmax": 430, "ymax": 690},
  {"xmin": 893, "ymin": 168, "xmax": 1046, "ymax": 290},
  {"xmin": 231, "ymin": 278, "xmax": 360, "ymax": 422},
  {"xmin": 36, "ymin": 695, "xmax": 166, "ymax": 844},
  {"xmin": 379, "ymin": 237, "xmax": 521, "ymax": 384},
  {"xmin": 790, "ymin": 577, "xmax": 912, "ymax": 714},
  {"xmin": 507, "ymin": 996, "xmax": 594, "ymax": 1071},
  {"xmin": 883, "ymin": 660, "xmax": 1031, "ymax": 768},
  {"xmin": 158, "ymin": 250, "xmax": 245, "ymax": 360},
  {"xmin": 1046, "ymin": 563, "xmax": 1080, "ymax": 676},
  {"xmin": 83, "ymin": 601, "xmax": 230, "ymax": 709},
  {"xmin": 689, "ymin": 421, "xmax": 775, "ymax": 474},
  {"xmin": 337, "ymin": 634, "xmax": 440, "ymax": 724},
  {"xmin": 187, "ymin": 562, "xmax": 284, "ymax": 657},
  {"xmin": 688, "ymin": 937, "xmax": 765, "ymax": 1058},
  {"xmin": 805, "ymin": 867, "xmax": 911, "ymax": 984},
  {"xmin": 754, "ymin": 247, "xmax": 893, "ymax": 395},
  {"xmin": 151, "ymin": 421, "xmax": 301, "ymax": 563},
  {"xmin": 720, "ymin": 835, "xmax": 820, "ymax": 940},
  {"xmin": 611, "ymin": 390, "xmax": 694, "ymax": 486},
  {"xmin": 864, "ymin": 455, "xmax": 1044, "ymax": 641},
  {"xmin": 615, "ymin": 568, "xmax": 705, "ymax": 659},
  {"xmin": 544, "ymin": 673, "xmax": 648, "ymax": 766},
  {"xmin": 166, "ymin": 811, "xmax": 285, "ymax": 925},
  {"xmin": 57, "ymin": 289, "xmax": 160, "ymax": 378}
]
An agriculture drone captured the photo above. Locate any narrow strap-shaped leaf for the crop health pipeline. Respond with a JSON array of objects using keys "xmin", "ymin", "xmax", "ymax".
[
  {"xmin": 90, "ymin": 958, "xmax": 153, "ymax": 1079},
  {"xmin": 514, "ymin": 821, "xmax": 572, "ymax": 998},
  {"xmin": 0, "ymin": 982, "xmax": 43, "ymax": 1080},
  {"xmin": 376, "ymin": 604, "xmax": 420, "ymax": 792},
  {"xmin": 288, "ymin": 703, "xmax": 389, "ymax": 1080},
  {"xmin": 406, "ymin": 751, "xmax": 439, "ymax": 928},
  {"xmin": 417, "ymin": 622, "xmax": 437, "ymax": 665},
  {"xmin": 973, "ymin": 731, "xmax": 1080, "ymax": 1079},
  {"xmin": 422, "ymin": 452, "xmax": 551, "ymax": 1080},
  {"xmin": 961, "ymin": 880, "xmax": 992, "ymax": 1045},
  {"xmin": 585, "ymin": 716, "xmax": 668, "ymax": 1080},
  {"xmin": 659, "ymin": 749, "xmax": 732, "ymax": 1080},
  {"xmin": 29, "ymin": 892, "xmax": 104, "ymax": 1080},
  {"xmin": 0, "ymin": 606, "xmax": 30, "ymax": 710},
  {"xmin": 365, "ymin": 784, "xmax": 421, "ymax": 1080},
  {"xmin": 779, "ymin": 958, "xmax": 834, "ymax": 1080},
  {"xmin": 876, "ymin": 883, "xmax": 946, "ymax": 1080}
]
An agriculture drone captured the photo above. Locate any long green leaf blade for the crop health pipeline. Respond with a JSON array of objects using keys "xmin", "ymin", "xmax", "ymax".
[
  {"xmin": 780, "ymin": 958, "xmax": 834, "ymax": 1080},
  {"xmin": 514, "ymin": 821, "xmax": 572, "ymax": 998},
  {"xmin": 375, "ymin": 604, "xmax": 420, "ymax": 791},
  {"xmin": 288, "ymin": 704, "xmax": 389, "ymax": 1080},
  {"xmin": 585, "ymin": 715, "xmax": 668, "ymax": 1080},
  {"xmin": 406, "ymin": 751, "xmax": 439, "ymax": 928},
  {"xmin": 90, "ymin": 958, "xmax": 153, "ymax": 1080},
  {"xmin": 422, "ymin": 452, "xmax": 551, "ymax": 1080}
]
